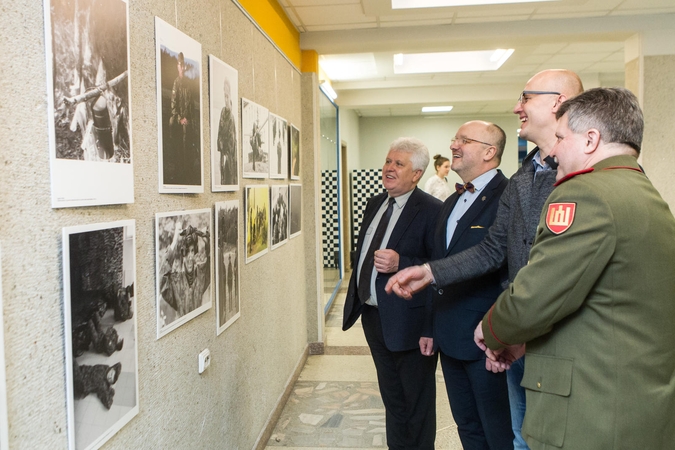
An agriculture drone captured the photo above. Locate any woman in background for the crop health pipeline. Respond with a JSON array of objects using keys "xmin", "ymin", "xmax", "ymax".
[{"xmin": 424, "ymin": 154, "xmax": 452, "ymax": 201}]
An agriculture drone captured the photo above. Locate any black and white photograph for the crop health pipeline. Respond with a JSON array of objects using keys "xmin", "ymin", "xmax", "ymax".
[
  {"xmin": 155, "ymin": 17, "xmax": 204, "ymax": 193},
  {"xmin": 45, "ymin": 0, "xmax": 134, "ymax": 208},
  {"xmin": 245, "ymin": 185, "xmax": 270, "ymax": 263},
  {"xmin": 209, "ymin": 55, "xmax": 239, "ymax": 192},
  {"xmin": 270, "ymin": 185, "xmax": 289, "ymax": 250},
  {"xmin": 242, "ymin": 98, "xmax": 269, "ymax": 179},
  {"xmin": 290, "ymin": 124, "xmax": 300, "ymax": 180},
  {"xmin": 215, "ymin": 201, "xmax": 240, "ymax": 335},
  {"xmin": 0, "ymin": 247, "xmax": 8, "ymax": 450},
  {"xmin": 62, "ymin": 221, "xmax": 139, "ymax": 450},
  {"xmin": 155, "ymin": 209, "xmax": 212, "ymax": 338},
  {"xmin": 290, "ymin": 183, "xmax": 302, "ymax": 238},
  {"xmin": 269, "ymin": 113, "xmax": 288, "ymax": 180}
]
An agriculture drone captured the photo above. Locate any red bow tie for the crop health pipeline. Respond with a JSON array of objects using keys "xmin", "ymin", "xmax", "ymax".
[{"xmin": 455, "ymin": 182, "xmax": 475, "ymax": 194}]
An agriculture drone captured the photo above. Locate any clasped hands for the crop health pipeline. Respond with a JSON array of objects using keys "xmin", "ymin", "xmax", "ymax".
[{"xmin": 473, "ymin": 321, "xmax": 525, "ymax": 373}]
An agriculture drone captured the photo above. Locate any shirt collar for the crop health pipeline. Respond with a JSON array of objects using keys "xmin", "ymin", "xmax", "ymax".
[
  {"xmin": 389, "ymin": 188, "xmax": 414, "ymax": 208},
  {"xmin": 532, "ymin": 150, "xmax": 552, "ymax": 172},
  {"xmin": 466, "ymin": 169, "xmax": 498, "ymax": 193}
]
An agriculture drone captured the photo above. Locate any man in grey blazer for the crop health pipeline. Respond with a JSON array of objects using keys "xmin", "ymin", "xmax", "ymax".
[{"xmin": 385, "ymin": 69, "xmax": 584, "ymax": 450}]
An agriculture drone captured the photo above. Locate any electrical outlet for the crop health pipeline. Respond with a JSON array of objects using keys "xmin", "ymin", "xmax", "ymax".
[{"xmin": 198, "ymin": 349, "xmax": 211, "ymax": 374}]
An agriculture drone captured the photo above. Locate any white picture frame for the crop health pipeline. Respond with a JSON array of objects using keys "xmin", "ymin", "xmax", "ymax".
[
  {"xmin": 209, "ymin": 55, "xmax": 239, "ymax": 192},
  {"xmin": 155, "ymin": 209, "xmax": 212, "ymax": 338},
  {"xmin": 62, "ymin": 220, "xmax": 139, "ymax": 450},
  {"xmin": 45, "ymin": 0, "xmax": 134, "ymax": 208},
  {"xmin": 155, "ymin": 17, "xmax": 204, "ymax": 193},
  {"xmin": 215, "ymin": 200, "xmax": 241, "ymax": 335},
  {"xmin": 245, "ymin": 185, "xmax": 270, "ymax": 263},
  {"xmin": 241, "ymin": 98, "xmax": 269, "ymax": 179}
]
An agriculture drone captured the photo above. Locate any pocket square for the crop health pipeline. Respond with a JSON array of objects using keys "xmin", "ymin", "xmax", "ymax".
[{"xmin": 470, "ymin": 225, "xmax": 485, "ymax": 229}]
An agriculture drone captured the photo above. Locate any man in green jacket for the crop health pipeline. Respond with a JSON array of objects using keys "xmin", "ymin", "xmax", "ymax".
[{"xmin": 474, "ymin": 87, "xmax": 675, "ymax": 449}]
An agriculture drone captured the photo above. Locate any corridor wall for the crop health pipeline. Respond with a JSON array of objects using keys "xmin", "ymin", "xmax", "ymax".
[
  {"xmin": 357, "ymin": 115, "xmax": 523, "ymax": 188},
  {"xmin": 0, "ymin": 0, "xmax": 318, "ymax": 448}
]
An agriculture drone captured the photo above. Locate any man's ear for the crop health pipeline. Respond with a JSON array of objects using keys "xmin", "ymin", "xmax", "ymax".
[
  {"xmin": 585, "ymin": 128, "xmax": 601, "ymax": 154},
  {"xmin": 552, "ymin": 94, "xmax": 567, "ymax": 113},
  {"xmin": 412, "ymin": 169, "xmax": 423, "ymax": 183},
  {"xmin": 483, "ymin": 145, "xmax": 497, "ymax": 162}
]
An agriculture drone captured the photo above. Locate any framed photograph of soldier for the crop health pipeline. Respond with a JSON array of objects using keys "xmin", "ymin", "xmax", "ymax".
[
  {"xmin": 44, "ymin": 0, "xmax": 134, "ymax": 208},
  {"xmin": 155, "ymin": 17, "xmax": 204, "ymax": 193},
  {"xmin": 241, "ymin": 98, "xmax": 269, "ymax": 179},
  {"xmin": 290, "ymin": 183, "xmax": 302, "ymax": 238},
  {"xmin": 289, "ymin": 124, "xmax": 300, "ymax": 180},
  {"xmin": 268, "ymin": 113, "xmax": 288, "ymax": 180},
  {"xmin": 155, "ymin": 209, "xmax": 212, "ymax": 338},
  {"xmin": 245, "ymin": 185, "xmax": 270, "ymax": 263},
  {"xmin": 215, "ymin": 200, "xmax": 241, "ymax": 335},
  {"xmin": 0, "ymin": 247, "xmax": 8, "ymax": 450},
  {"xmin": 270, "ymin": 185, "xmax": 289, "ymax": 250},
  {"xmin": 208, "ymin": 55, "xmax": 239, "ymax": 192},
  {"xmin": 62, "ymin": 220, "xmax": 139, "ymax": 450}
]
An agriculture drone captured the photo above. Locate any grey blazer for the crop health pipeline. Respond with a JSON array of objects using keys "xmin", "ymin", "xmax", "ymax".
[{"xmin": 429, "ymin": 148, "xmax": 557, "ymax": 287}]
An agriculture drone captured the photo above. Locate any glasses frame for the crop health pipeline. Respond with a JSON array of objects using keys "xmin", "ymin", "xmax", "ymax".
[
  {"xmin": 518, "ymin": 90, "xmax": 561, "ymax": 104},
  {"xmin": 451, "ymin": 137, "xmax": 494, "ymax": 147}
]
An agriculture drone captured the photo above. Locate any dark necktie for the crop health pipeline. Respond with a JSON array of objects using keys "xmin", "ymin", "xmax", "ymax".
[
  {"xmin": 358, "ymin": 197, "xmax": 396, "ymax": 304},
  {"xmin": 455, "ymin": 182, "xmax": 475, "ymax": 195}
]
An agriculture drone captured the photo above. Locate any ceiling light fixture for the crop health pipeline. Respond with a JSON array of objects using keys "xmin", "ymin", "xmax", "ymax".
[
  {"xmin": 393, "ymin": 49, "xmax": 514, "ymax": 74},
  {"xmin": 422, "ymin": 106, "xmax": 453, "ymax": 113},
  {"xmin": 319, "ymin": 81, "xmax": 338, "ymax": 101},
  {"xmin": 393, "ymin": 0, "xmax": 557, "ymax": 8},
  {"xmin": 319, "ymin": 53, "xmax": 378, "ymax": 81}
]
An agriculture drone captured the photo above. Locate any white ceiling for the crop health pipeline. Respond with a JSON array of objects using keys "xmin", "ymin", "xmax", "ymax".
[{"xmin": 278, "ymin": 0, "xmax": 675, "ymax": 117}]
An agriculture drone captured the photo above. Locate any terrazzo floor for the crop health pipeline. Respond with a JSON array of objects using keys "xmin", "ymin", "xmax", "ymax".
[{"xmin": 265, "ymin": 283, "xmax": 463, "ymax": 449}]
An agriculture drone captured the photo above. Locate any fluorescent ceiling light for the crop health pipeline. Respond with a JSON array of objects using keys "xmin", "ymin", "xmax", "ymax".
[
  {"xmin": 319, "ymin": 53, "xmax": 378, "ymax": 81},
  {"xmin": 320, "ymin": 81, "xmax": 338, "ymax": 100},
  {"xmin": 393, "ymin": 49, "xmax": 514, "ymax": 74},
  {"xmin": 422, "ymin": 106, "xmax": 453, "ymax": 113},
  {"xmin": 393, "ymin": 0, "xmax": 557, "ymax": 8}
]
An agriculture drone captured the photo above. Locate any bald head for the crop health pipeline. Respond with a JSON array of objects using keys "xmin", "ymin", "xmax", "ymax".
[
  {"xmin": 515, "ymin": 69, "xmax": 584, "ymax": 156},
  {"xmin": 450, "ymin": 120, "xmax": 505, "ymax": 183},
  {"xmin": 528, "ymin": 69, "xmax": 584, "ymax": 98}
]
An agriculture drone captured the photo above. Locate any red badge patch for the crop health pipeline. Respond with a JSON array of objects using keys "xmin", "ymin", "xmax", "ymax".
[{"xmin": 546, "ymin": 203, "xmax": 576, "ymax": 235}]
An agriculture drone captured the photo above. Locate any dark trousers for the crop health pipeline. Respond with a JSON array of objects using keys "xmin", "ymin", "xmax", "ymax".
[
  {"xmin": 361, "ymin": 304, "xmax": 437, "ymax": 450},
  {"xmin": 439, "ymin": 351, "xmax": 513, "ymax": 450}
]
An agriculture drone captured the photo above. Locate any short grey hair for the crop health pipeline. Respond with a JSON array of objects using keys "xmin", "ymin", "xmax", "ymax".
[
  {"xmin": 556, "ymin": 87, "xmax": 643, "ymax": 153},
  {"xmin": 389, "ymin": 137, "xmax": 430, "ymax": 172}
]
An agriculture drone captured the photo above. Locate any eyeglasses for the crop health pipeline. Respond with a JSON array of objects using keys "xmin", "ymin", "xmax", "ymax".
[
  {"xmin": 518, "ymin": 90, "xmax": 561, "ymax": 104},
  {"xmin": 451, "ymin": 137, "xmax": 493, "ymax": 147}
]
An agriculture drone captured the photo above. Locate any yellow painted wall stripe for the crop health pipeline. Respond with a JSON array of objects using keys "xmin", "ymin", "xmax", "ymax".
[
  {"xmin": 301, "ymin": 50, "xmax": 319, "ymax": 74},
  {"xmin": 237, "ymin": 0, "xmax": 302, "ymax": 68}
]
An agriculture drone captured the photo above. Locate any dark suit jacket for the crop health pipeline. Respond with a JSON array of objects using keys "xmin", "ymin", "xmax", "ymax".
[
  {"xmin": 343, "ymin": 187, "xmax": 441, "ymax": 352},
  {"xmin": 431, "ymin": 171, "xmax": 508, "ymax": 360}
]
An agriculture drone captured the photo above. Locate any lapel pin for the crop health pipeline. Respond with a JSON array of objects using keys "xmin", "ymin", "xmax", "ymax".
[{"xmin": 482, "ymin": 196, "xmax": 486, "ymax": 201}]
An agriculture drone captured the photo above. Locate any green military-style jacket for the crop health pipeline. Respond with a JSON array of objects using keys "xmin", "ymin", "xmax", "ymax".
[{"xmin": 482, "ymin": 155, "xmax": 675, "ymax": 449}]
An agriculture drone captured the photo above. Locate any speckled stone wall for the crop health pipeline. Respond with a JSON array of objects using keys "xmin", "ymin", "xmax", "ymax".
[
  {"xmin": 641, "ymin": 55, "xmax": 675, "ymax": 211},
  {"xmin": 0, "ymin": 0, "xmax": 317, "ymax": 448}
]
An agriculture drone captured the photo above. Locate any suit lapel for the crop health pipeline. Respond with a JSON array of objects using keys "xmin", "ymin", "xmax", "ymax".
[
  {"xmin": 446, "ymin": 172, "xmax": 505, "ymax": 255},
  {"xmin": 434, "ymin": 193, "xmax": 459, "ymax": 256},
  {"xmin": 385, "ymin": 188, "xmax": 420, "ymax": 249}
]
